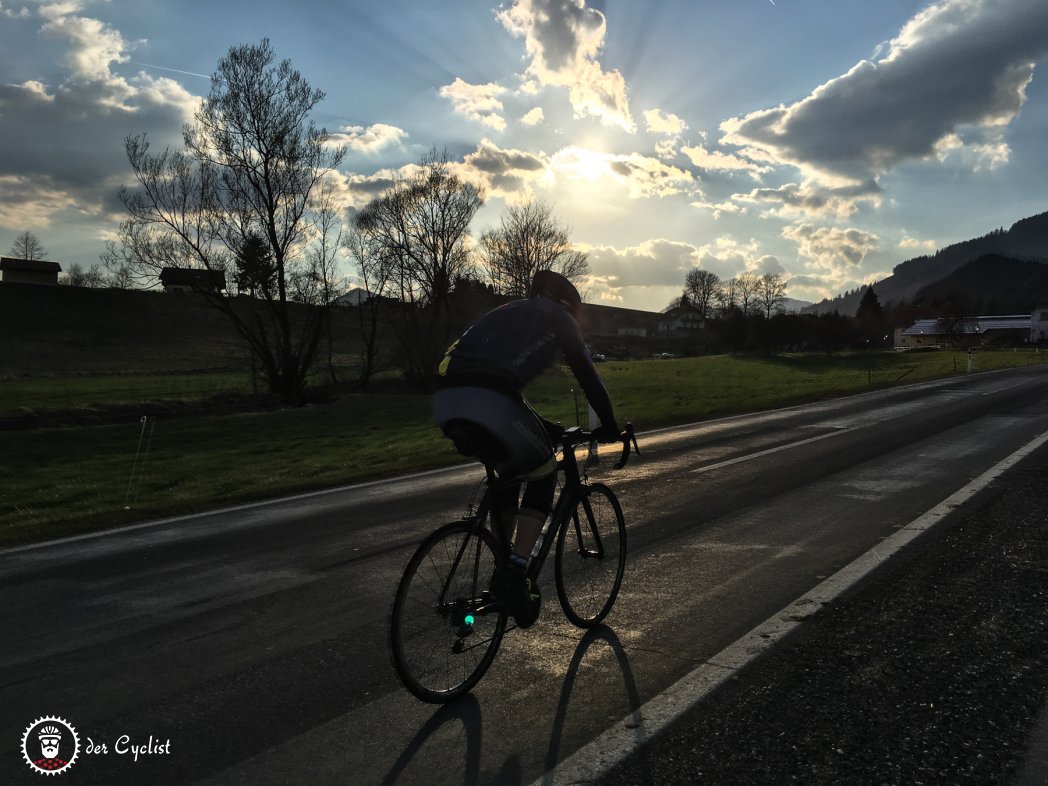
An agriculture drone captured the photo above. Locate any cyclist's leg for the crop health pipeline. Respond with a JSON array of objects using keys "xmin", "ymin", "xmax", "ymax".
[
  {"xmin": 494, "ymin": 482, "xmax": 521, "ymax": 557},
  {"xmin": 512, "ymin": 473, "xmax": 556, "ymax": 565}
]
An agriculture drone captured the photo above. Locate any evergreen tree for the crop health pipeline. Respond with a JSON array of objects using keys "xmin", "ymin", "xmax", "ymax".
[{"xmin": 856, "ymin": 285, "xmax": 888, "ymax": 347}]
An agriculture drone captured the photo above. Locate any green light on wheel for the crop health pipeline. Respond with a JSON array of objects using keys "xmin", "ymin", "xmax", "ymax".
[{"xmin": 464, "ymin": 615, "xmax": 475, "ymax": 625}]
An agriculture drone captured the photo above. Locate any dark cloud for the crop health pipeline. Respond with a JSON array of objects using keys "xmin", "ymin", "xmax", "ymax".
[
  {"xmin": 522, "ymin": 0, "xmax": 604, "ymax": 73},
  {"xmin": 734, "ymin": 181, "xmax": 882, "ymax": 218},
  {"xmin": 722, "ymin": 0, "xmax": 1048, "ymax": 185},
  {"xmin": 0, "ymin": 74, "xmax": 194, "ymax": 228},
  {"xmin": 463, "ymin": 143, "xmax": 546, "ymax": 174},
  {"xmin": 0, "ymin": 4, "xmax": 197, "ymax": 232}
]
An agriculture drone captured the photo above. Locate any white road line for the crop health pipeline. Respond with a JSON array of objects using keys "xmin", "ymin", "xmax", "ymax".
[
  {"xmin": 691, "ymin": 426, "xmax": 860, "ymax": 474},
  {"xmin": 532, "ymin": 427, "xmax": 1048, "ymax": 786}
]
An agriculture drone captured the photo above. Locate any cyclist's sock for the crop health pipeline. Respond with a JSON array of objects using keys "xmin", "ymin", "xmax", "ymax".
[{"xmin": 513, "ymin": 508, "xmax": 547, "ymax": 558}]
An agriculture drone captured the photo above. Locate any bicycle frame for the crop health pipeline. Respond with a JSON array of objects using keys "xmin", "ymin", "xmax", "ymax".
[
  {"xmin": 437, "ymin": 424, "xmax": 637, "ymax": 617},
  {"xmin": 525, "ymin": 434, "xmax": 591, "ymax": 582}
]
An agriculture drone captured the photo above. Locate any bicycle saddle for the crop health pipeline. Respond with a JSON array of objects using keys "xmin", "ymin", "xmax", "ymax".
[{"xmin": 442, "ymin": 419, "xmax": 508, "ymax": 468}]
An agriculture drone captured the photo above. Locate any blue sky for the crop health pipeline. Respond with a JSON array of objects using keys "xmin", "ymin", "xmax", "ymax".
[{"xmin": 1, "ymin": 0, "xmax": 1047, "ymax": 310}]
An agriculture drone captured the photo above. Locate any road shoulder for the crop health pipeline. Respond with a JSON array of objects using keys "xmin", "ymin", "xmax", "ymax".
[{"xmin": 595, "ymin": 441, "xmax": 1048, "ymax": 784}]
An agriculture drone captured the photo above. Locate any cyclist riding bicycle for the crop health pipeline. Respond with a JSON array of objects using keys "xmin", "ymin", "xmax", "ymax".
[{"xmin": 434, "ymin": 270, "xmax": 620, "ymax": 628}]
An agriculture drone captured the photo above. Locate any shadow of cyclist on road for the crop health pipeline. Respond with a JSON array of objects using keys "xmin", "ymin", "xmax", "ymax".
[
  {"xmin": 381, "ymin": 695, "xmax": 485, "ymax": 786},
  {"xmin": 538, "ymin": 625, "xmax": 654, "ymax": 784}
]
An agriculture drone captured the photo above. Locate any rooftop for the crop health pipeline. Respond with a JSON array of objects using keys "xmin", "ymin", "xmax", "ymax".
[
  {"xmin": 902, "ymin": 315, "xmax": 1032, "ymax": 335},
  {"xmin": 0, "ymin": 257, "xmax": 62, "ymax": 273}
]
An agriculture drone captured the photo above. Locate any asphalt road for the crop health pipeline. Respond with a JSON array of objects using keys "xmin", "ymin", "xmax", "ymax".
[{"xmin": 3, "ymin": 365, "xmax": 1048, "ymax": 784}]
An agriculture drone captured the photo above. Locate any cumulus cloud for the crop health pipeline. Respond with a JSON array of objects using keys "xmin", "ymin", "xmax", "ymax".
[
  {"xmin": 497, "ymin": 0, "xmax": 634, "ymax": 131},
  {"xmin": 327, "ymin": 123, "xmax": 408, "ymax": 154},
  {"xmin": 782, "ymin": 223, "xmax": 879, "ymax": 276},
  {"xmin": 682, "ymin": 144, "xmax": 771, "ymax": 176},
  {"xmin": 0, "ymin": 4, "xmax": 198, "ymax": 230},
  {"xmin": 439, "ymin": 77, "xmax": 508, "ymax": 131},
  {"xmin": 933, "ymin": 132, "xmax": 1011, "ymax": 171},
  {"xmin": 731, "ymin": 181, "xmax": 882, "ymax": 220},
  {"xmin": 41, "ymin": 9, "xmax": 129, "ymax": 84},
  {"xmin": 582, "ymin": 238, "xmax": 699, "ymax": 288},
  {"xmin": 644, "ymin": 108, "xmax": 687, "ymax": 136},
  {"xmin": 644, "ymin": 108, "xmax": 688, "ymax": 160},
  {"xmin": 720, "ymin": 0, "xmax": 1048, "ymax": 210},
  {"xmin": 577, "ymin": 238, "xmax": 696, "ymax": 305},
  {"xmin": 1, "ymin": 1, "xmax": 30, "ymax": 19},
  {"xmin": 688, "ymin": 236, "xmax": 777, "ymax": 280},
  {"xmin": 520, "ymin": 106, "xmax": 545, "ymax": 126},
  {"xmin": 689, "ymin": 196, "xmax": 746, "ymax": 220},
  {"xmin": 0, "ymin": 174, "xmax": 79, "ymax": 228},
  {"xmin": 551, "ymin": 146, "xmax": 695, "ymax": 198},
  {"xmin": 898, "ymin": 235, "xmax": 938, "ymax": 254},
  {"xmin": 458, "ymin": 139, "xmax": 550, "ymax": 199}
]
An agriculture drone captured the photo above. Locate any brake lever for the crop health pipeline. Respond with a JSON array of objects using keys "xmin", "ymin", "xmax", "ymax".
[{"xmin": 614, "ymin": 422, "xmax": 638, "ymax": 470}]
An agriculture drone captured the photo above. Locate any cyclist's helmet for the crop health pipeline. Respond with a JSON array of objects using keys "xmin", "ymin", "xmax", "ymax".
[{"xmin": 530, "ymin": 269, "xmax": 582, "ymax": 319}]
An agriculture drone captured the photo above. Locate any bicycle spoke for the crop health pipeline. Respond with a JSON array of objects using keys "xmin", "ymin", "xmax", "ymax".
[{"xmin": 390, "ymin": 521, "xmax": 507, "ymax": 702}]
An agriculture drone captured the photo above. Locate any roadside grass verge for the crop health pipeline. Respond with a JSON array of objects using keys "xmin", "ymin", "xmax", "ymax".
[{"xmin": 2, "ymin": 348, "xmax": 1046, "ymax": 548}]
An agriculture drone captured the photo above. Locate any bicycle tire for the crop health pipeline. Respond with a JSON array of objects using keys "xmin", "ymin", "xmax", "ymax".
[
  {"xmin": 390, "ymin": 520, "xmax": 507, "ymax": 703},
  {"xmin": 554, "ymin": 483, "xmax": 627, "ymax": 628}
]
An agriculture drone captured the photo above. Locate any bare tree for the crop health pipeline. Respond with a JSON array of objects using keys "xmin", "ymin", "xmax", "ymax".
[
  {"xmin": 343, "ymin": 223, "xmax": 394, "ymax": 389},
  {"xmin": 756, "ymin": 272, "xmax": 788, "ymax": 318},
  {"xmin": 735, "ymin": 272, "xmax": 760, "ymax": 317},
  {"xmin": 104, "ymin": 39, "xmax": 346, "ymax": 406},
  {"xmin": 683, "ymin": 268, "xmax": 721, "ymax": 319},
  {"xmin": 9, "ymin": 230, "xmax": 47, "ymax": 260},
  {"xmin": 302, "ymin": 180, "xmax": 346, "ymax": 383},
  {"xmin": 356, "ymin": 147, "xmax": 484, "ymax": 388},
  {"xmin": 717, "ymin": 277, "xmax": 739, "ymax": 315},
  {"xmin": 480, "ymin": 198, "xmax": 589, "ymax": 297},
  {"xmin": 62, "ymin": 262, "xmax": 106, "ymax": 287}
]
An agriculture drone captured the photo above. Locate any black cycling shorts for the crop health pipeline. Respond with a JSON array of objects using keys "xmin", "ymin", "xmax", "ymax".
[{"xmin": 434, "ymin": 386, "xmax": 556, "ymax": 481}]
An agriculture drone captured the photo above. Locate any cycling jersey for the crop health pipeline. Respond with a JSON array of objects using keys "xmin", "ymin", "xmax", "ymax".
[{"xmin": 437, "ymin": 296, "xmax": 616, "ymax": 427}]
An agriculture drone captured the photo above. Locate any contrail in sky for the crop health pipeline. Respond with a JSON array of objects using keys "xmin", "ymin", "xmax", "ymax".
[{"xmin": 130, "ymin": 62, "xmax": 211, "ymax": 80}]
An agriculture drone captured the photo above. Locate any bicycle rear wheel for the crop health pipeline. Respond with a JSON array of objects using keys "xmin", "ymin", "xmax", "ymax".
[
  {"xmin": 390, "ymin": 520, "xmax": 507, "ymax": 703},
  {"xmin": 555, "ymin": 483, "xmax": 627, "ymax": 627}
]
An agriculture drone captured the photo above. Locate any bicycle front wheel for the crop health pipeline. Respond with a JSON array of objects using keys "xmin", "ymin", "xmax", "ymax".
[
  {"xmin": 555, "ymin": 483, "xmax": 627, "ymax": 627},
  {"xmin": 390, "ymin": 521, "xmax": 507, "ymax": 703}
]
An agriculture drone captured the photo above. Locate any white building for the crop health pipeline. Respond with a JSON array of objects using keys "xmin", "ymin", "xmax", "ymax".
[{"xmin": 1031, "ymin": 306, "xmax": 1048, "ymax": 343}]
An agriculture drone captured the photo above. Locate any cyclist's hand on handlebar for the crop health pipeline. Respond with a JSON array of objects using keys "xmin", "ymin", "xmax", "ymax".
[{"xmin": 592, "ymin": 424, "xmax": 621, "ymax": 444}]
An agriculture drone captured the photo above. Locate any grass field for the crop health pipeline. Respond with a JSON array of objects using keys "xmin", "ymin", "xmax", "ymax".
[{"xmin": 2, "ymin": 348, "xmax": 1047, "ymax": 548}]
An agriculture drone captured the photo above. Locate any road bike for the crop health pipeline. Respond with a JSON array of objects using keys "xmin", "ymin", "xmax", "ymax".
[{"xmin": 389, "ymin": 423, "xmax": 640, "ymax": 703}]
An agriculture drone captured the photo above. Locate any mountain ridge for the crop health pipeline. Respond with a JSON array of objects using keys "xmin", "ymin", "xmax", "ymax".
[{"xmin": 805, "ymin": 210, "xmax": 1048, "ymax": 316}]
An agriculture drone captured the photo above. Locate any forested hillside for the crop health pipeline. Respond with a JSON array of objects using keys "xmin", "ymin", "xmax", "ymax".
[
  {"xmin": 912, "ymin": 254, "xmax": 1048, "ymax": 314},
  {"xmin": 807, "ymin": 211, "xmax": 1048, "ymax": 316}
]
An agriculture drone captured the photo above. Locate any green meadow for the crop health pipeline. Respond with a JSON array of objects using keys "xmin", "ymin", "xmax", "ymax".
[{"xmin": 2, "ymin": 348, "xmax": 1046, "ymax": 547}]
